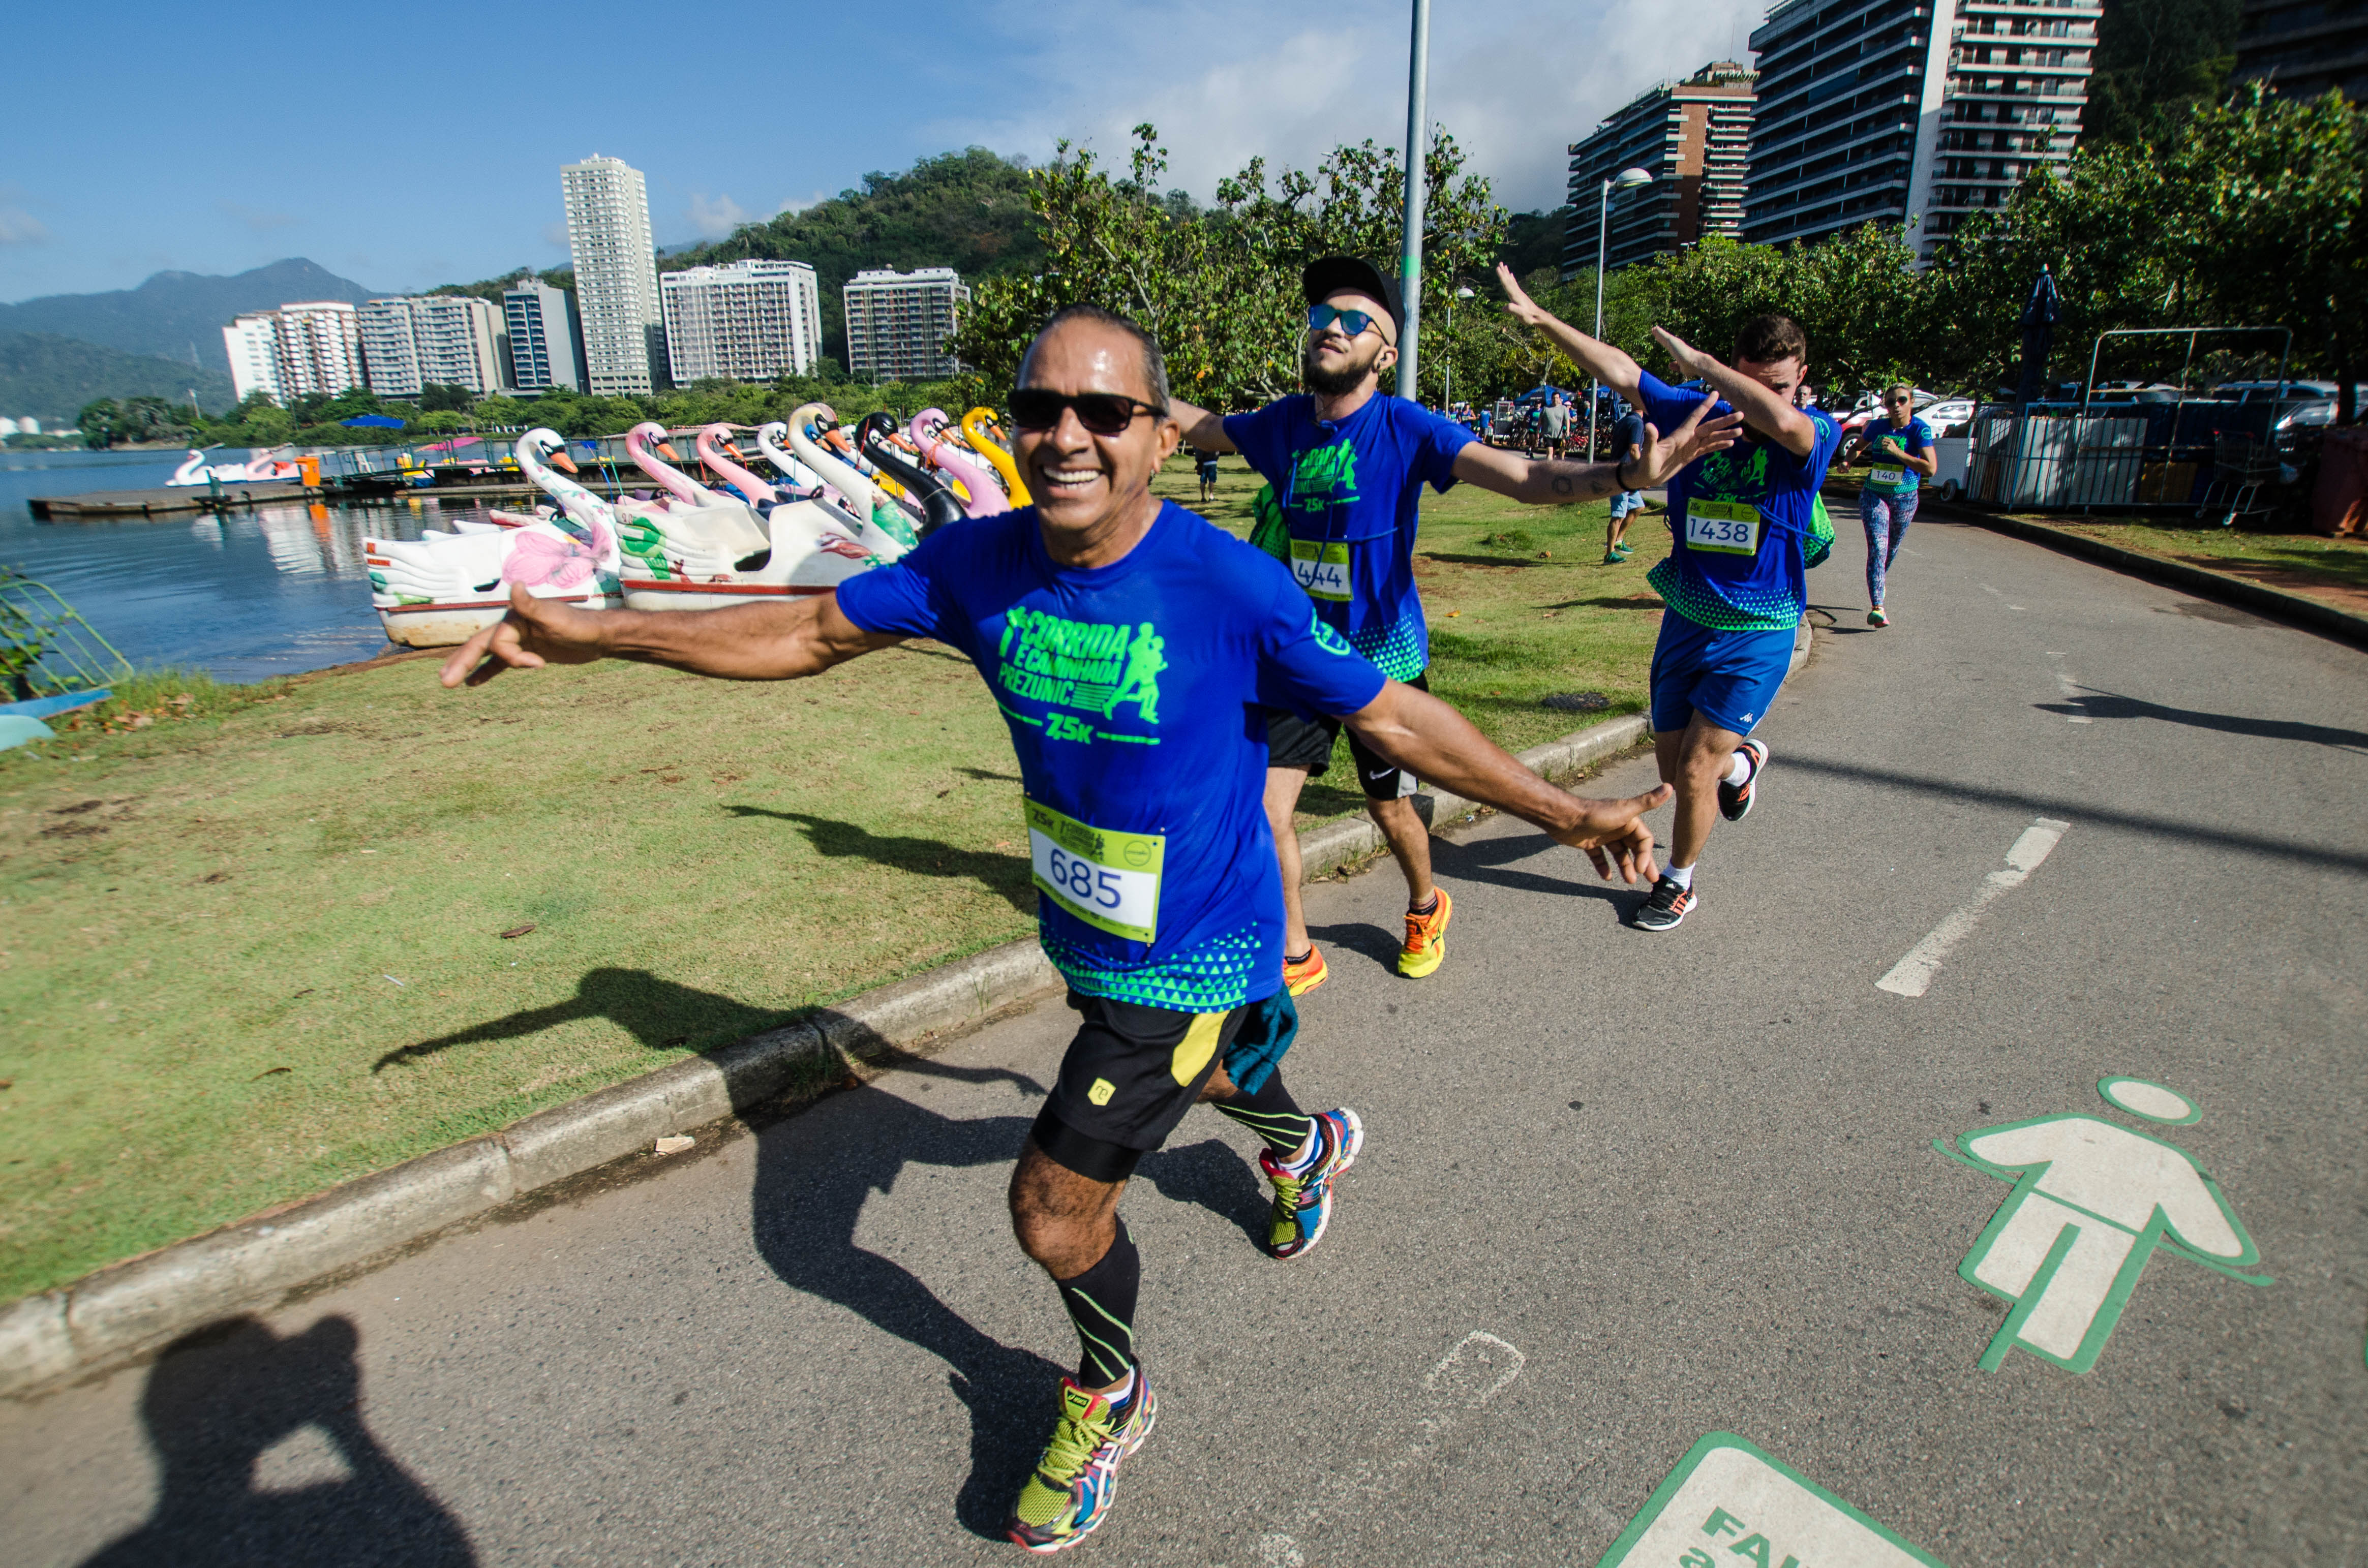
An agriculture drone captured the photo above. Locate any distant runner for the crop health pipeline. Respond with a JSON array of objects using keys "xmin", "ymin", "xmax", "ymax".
[
  {"xmin": 1606, "ymin": 400, "xmax": 1646, "ymax": 563},
  {"xmin": 439, "ymin": 304, "xmax": 1696, "ymax": 1554},
  {"xmin": 1499, "ymin": 262, "xmax": 1840, "ymax": 933},
  {"xmin": 1854, "ymin": 386, "xmax": 1934, "ymax": 627},
  {"xmin": 1170, "ymin": 256, "xmax": 1742, "ymax": 990}
]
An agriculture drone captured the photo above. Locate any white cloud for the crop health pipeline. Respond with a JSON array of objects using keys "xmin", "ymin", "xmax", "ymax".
[
  {"xmin": 777, "ymin": 190, "xmax": 829, "ymax": 217},
  {"xmin": 0, "ymin": 208, "xmax": 48, "ymax": 246},
  {"xmin": 946, "ymin": 0, "xmax": 1761, "ymax": 212},
  {"xmin": 687, "ymin": 192, "xmax": 750, "ymax": 238}
]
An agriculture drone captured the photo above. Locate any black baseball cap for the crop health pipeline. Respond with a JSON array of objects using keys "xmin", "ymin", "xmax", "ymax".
[{"xmin": 1302, "ymin": 256, "xmax": 1404, "ymax": 340}]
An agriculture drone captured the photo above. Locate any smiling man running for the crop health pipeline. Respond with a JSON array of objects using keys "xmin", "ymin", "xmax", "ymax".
[
  {"xmin": 1171, "ymin": 257, "xmax": 1733, "ymax": 991},
  {"xmin": 438, "ymin": 303, "xmax": 1715, "ymax": 1554},
  {"xmin": 1499, "ymin": 263, "xmax": 1841, "ymax": 932}
]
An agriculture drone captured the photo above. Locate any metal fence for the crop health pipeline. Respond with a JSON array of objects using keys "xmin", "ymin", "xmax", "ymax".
[{"xmin": 1964, "ymin": 413, "xmax": 2149, "ymax": 509}]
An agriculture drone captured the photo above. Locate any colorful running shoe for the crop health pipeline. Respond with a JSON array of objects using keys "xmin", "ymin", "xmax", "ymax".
[
  {"xmin": 1602, "ymin": 549, "xmax": 1624, "ymax": 565},
  {"xmin": 1006, "ymin": 1372, "xmax": 1159, "ymax": 1554},
  {"xmin": 1867, "ymin": 606, "xmax": 1889, "ymax": 627},
  {"xmin": 1261, "ymin": 1106, "xmax": 1364, "ymax": 1259},
  {"xmin": 1632, "ymin": 875, "xmax": 1697, "ymax": 932},
  {"xmin": 1283, "ymin": 945, "xmax": 1329, "ymax": 997},
  {"xmin": 1396, "ymin": 887, "xmax": 1453, "ymax": 977},
  {"xmin": 1612, "ymin": 541, "xmax": 1634, "ymax": 559},
  {"xmin": 1718, "ymin": 738, "xmax": 1768, "ymax": 823}
]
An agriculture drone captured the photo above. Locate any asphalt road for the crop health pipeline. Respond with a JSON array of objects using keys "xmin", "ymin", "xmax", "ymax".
[{"xmin": 5, "ymin": 513, "xmax": 2363, "ymax": 1567}]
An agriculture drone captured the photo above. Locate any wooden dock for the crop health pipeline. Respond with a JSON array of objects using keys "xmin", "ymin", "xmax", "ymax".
[{"xmin": 28, "ymin": 483, "xmax": 318, "ymax": 519}]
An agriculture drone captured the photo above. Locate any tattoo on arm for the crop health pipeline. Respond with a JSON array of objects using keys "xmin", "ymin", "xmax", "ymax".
[{"xmin": 1552, "ymin": 474, "xmax": 1574, "ymax": 496}]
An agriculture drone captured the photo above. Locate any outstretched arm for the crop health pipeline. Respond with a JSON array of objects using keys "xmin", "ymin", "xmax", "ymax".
[
  {"xmin": 1166, "ymin": 397, "xmax": 1234, "ymax": 454},
  {"xmin": 1450, "ymin": 393, "xmax": 1742, "ymax": 506},
  {"xmin": 1652, "ymin": 326, "xmax": 1817, "ymax": 458},
  {"xmin": 1341, "ymin": 681, "xmax": 1670, "ymax": 883},
  {"xmin": 1496, "ymin": 262, "xmax": 1644, "ymax": 404},
  {"xmin": 439, "ymin": 584, "xmax": 900, "ymax": 690}
]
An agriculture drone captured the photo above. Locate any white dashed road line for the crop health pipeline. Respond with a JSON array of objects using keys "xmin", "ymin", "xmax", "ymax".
[
  {"xmin": 2044, "ymin": 653, "xmax": 2093, "ymax": 722},
  {"xmin": 1877, "ymin": 819, "xmax": 2070, "ymax": 997}
]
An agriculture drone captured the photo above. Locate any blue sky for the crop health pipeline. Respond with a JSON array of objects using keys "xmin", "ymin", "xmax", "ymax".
[{"xmin": 1, "ymin": 0, "xmax": 1760, "ymax": 302}]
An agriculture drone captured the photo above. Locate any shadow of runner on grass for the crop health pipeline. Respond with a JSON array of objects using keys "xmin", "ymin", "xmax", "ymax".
[
  {"xmin": 723, "ymin": 807, "xmax": 1036, "ymax": 916},
  {"xmin": 375, "ymin": 969, "xmax": 783, "ymax": 1072},
  {"xmin": 81, "ymin": 1315, "xmax": 473, "ymax": 1568}
]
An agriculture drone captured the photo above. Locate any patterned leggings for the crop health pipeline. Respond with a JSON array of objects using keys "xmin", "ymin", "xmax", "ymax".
[{"xmin": 1860, "ymin": 489, "xmax": 1918, "ymax": 607}]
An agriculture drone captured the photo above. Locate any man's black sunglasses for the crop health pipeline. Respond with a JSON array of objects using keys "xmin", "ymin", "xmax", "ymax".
[{"xmin": 1009, "ymin": 388, "xmax": 1164, "ymax": 436}]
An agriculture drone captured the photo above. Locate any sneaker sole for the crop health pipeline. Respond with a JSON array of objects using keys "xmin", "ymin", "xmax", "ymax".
[
  {"xmin": 1276, "ymin": 1110, "xmax": 1363, "ymax": 1262},
  {"xmin": 1285, "ymin": 964, "xmax": 1328, "ymax": 997},
  {"xmin": 1009, "ymin": 1386, "xmax": 1161, "ymax": 1555},
  {"xmin": 1720, "ymin": 740, "xmax": 1769, "ymax": 823},
  {"xmin": 1396, "ymin": 941, "xmax": 1445, "ymax": 978}
]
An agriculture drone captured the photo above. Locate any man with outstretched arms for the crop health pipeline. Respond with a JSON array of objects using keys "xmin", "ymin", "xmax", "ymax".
[
  {"xmin": 440, "ymin": 304, "xmax": 1719, "ymax": 1554},
  {"xmin": 1498, "ymin": 262, "xmax": 1842, "ymax": 932},
  {"xmin": 1170, "ymin": 256, "xmax": 1738, "ymax": 992}
]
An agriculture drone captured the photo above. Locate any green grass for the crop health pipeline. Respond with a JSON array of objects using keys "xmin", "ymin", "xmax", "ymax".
[
  {"xmin": 2029, "ymin": 518, "xmax": 2368, "ymax": 601},
  {"xmin": 0, "ymin": 452, "xmax": 1669, "ymax": 1302}
]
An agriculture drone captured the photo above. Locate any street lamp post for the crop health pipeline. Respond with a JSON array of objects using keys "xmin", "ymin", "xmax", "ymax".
[
  {"xmin": 1394, "ymin": 0, "xmax": 1432, "ymax": 401},
  {"xmin": 1587, "ymin": 167, "xmax": 1654, "ymax": 459},
  {"xmin": 1443, "ymin": 283, "xmax": 1475, "ymax": 412}
]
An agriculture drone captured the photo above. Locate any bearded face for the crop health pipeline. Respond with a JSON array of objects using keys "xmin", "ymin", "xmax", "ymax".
[{"xmin": 1302, "ymin": 329, "xmax": 1389, "ymax": 397}]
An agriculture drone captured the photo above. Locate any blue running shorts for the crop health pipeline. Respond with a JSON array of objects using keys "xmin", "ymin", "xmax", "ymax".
[{"xmin": 1649, "ymin": 612, "xmax": 1796, "ymax": 736}]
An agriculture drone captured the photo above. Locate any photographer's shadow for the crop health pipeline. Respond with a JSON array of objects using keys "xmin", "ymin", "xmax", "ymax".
[
  {"xmin": 749, "ymin": 1058, "xmax": 1065, "ymax": 1539},
  {"xmin": 82, "ymin": 1315, "xmax": 472, "ymax": 1567}
]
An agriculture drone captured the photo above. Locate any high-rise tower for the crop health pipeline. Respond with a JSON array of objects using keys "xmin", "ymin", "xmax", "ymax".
[{"xmin": 560, "ymin": 155, "xmax": 666, "ymax": 395}]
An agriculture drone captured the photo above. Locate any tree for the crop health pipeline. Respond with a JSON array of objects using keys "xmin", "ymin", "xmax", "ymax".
[
  {"xmin": 419, "ymin": 383, "xmax": 474, "ymax": 413},
  {"xmin": 76, "ymin": 399, "xmax": 121, "ymax": 449},
  {"xmin": 2085, "ymin": 0, "xmax": 2241, "ymax": 146},
  {"xmin": 950, "ymin": 123, "xmax": 1506, "ymax": 411}
]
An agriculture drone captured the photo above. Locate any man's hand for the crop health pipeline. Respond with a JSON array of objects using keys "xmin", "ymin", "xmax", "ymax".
[
  {"xmin": 1547, "ymin": 782, "xmax": 1673, "ymax": 884},
  {"xmin": 1650, "ymin": 325, "xmax": 1716, "ymax": 381},
  {"xmin": 1495, "ymin": 261, "xmax": 1550, "ymax": 328},
  {"xmin": 1630, "ymin": 395, "xmax": 1745, "ymax": 487},
  {"xmin": 440, "ymin": 586, "xmax": 609, "ymax": 689}
]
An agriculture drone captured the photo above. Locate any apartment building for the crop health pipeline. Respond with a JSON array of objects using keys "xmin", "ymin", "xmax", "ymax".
[
  {"xmin": 358, "ymin": 295, "xmax": 505, "ymax": 398},
  {"xmin": 272, "ymin": 301, "xmax": 366, "ymax": 400},
  {"xmin": 661, "ymin": 259, "xmax": 825, "ymax": 382},
  {"xmin": 2233, "ymin": 0, "xmax": 2368, "ymax": 103},
  {"xmin": 504, "ymin": 279, "xmax": 587, "ymax": 392},
  {"xmin": 561, "ymin": 155, "xmax": 667, "ymax": 395},
  {"xmin": 1746, "ymin": 0, "xmax": 2100, "ymax": 258},
  {"xmin": 842, "ymin": 267, "xmax": 969, "ymax": 382},
  {"xmin": 1563, "ymin": 61, "xmax": 1757, "ymax": 278},
  {"xmin": 223, "ymin": 312, "xmax": 283, "ymax": 404}
]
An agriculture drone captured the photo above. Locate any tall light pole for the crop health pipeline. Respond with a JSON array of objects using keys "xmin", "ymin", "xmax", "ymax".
[
  {"xmin": 1587, "ymin": 166, "xmax": 1653, "ymax": 457},
  {"xmin": 1443, "ymin": 283, "xmax": 1474, "ymax": 412},
  {"xmin": 1394, "ymin": 0, "xmax": 1432, "ymax": 402}
]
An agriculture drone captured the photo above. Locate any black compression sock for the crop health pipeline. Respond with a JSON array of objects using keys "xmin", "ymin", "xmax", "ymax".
[
  {"xmin": 1214, "ymin": 1068, "xmax": 1316, "ymax": 1157},
  {"xmin": 1055, "ymin": 1219, "xmax": 1140, "ymax": 1389}
]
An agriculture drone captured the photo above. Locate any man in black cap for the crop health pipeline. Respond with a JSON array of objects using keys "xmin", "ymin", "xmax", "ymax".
[{"xmin": 1171, "ymin": 257, "xmax": 1721, "ymax": 992}]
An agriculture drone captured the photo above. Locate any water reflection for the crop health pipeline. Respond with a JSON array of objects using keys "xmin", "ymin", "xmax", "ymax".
[{"xmin": 2, "ymin": 450, "xmax": 514, "ymax": 683}]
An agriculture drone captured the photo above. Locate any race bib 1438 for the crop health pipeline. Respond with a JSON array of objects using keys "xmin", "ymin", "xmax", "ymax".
[{"xmin": 1685, "ymin": 499, "xmax": 1762, "ymax": 556}]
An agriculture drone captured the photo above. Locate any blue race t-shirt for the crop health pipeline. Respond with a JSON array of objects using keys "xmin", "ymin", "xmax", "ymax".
[
  {"xmin": 835, "ymin": 500, "xmax": 1389, "ymax": 1013},
  {"xmin": 1221, "ymin": 393, "xmax": 1476, "ymax": 681},
  {"xmin": 1613, "ymin": 412, "xmax": 1646, "ymax": 459},
  {"xmin": 1637, "ymin": 370, "xmax": 1842, "ymax": 632},
  {"xmin": 1862, "ymin": 416, "xmax": 1932, "ymax": 494}
]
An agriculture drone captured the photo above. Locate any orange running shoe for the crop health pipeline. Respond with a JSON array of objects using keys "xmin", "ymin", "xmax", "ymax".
[
  {"xmin": 1397, "ymin": 888, "xmax": 1453, "ymax": 977},
  {"xmin": 1283, "ymin": 945, "xmax": 1329, "ymax": 996}
]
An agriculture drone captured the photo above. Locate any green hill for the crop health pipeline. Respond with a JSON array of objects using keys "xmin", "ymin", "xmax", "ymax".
[
  {"xmin": 662, "ymin": 147, "xmax": 1045, "ymax": 370},
  {"xmin": 0, "ymin": 332, "xmax": 236, "ymax": 424},
  {"xmin": 0, "ymin": 259, "xmax": 376, "ymax": 386}
]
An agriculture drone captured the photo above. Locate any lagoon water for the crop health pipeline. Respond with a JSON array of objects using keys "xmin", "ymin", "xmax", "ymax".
[{"xmin": 1, "ymin": 449, "xmax": 478, "ymax": 683}]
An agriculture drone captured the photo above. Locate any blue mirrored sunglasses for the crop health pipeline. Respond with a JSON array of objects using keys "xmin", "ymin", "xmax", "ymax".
[{"xmin": 1307, "ymin": 302, "xmax": 1384, "ymax": 339}]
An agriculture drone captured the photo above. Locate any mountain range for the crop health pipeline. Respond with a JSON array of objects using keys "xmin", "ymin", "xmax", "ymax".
[
  {"xmin": 0, "ymin": 333, "xmax": 237, "ymax": 423},
  {"xmin": 0, "ymin": 258, "xmax": 379, "ymax": 390}
]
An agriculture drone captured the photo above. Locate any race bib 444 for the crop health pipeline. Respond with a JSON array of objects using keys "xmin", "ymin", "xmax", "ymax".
[
  {"xmin": 1024, "ymin": 798, "xmax": 1164, "ymax": 943},
  {"xmin": 1290, "ymin": 539, "xmax": 1352, "ymax": 602}
]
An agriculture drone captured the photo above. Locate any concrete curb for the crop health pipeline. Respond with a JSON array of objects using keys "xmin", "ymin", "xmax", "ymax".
[
  {"xmin": 0, "ymin": 688, "xmax": 1719, "ymax": 1400},
  {"xmin": 1930, "ymin": 502, "xmax": 2368, "ymax": 651}
]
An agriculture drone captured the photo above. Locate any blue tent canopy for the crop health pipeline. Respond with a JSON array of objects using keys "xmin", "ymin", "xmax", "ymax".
[{"xmin": 340, "ymin": 414, "xmax": 406, "ymax": 429}]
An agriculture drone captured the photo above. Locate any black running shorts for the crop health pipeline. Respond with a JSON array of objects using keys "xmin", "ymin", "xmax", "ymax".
[
  {"xmin": 1033, "ymin": 992, "xmax": 1251, "ymax": 1183},
  {"xmin": 1264, "ymin": 671, "xmax": 1427, "ymax": 801}
]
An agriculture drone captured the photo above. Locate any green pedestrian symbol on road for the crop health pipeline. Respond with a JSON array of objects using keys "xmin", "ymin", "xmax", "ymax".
[{"xmin": 1938, "ymin": 1079, "xmax": 2272, "ymax": 1375}]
